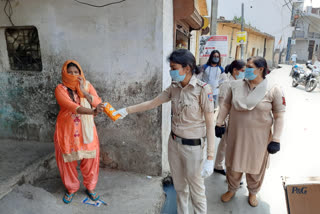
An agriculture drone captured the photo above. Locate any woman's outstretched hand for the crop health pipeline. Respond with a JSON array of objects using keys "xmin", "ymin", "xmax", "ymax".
[
  {"xmin": 97, "ymin": 103, "xmax": 105, "ymax": 112},
  {"xmin": 93, "ymin": 103, "xmax": 104, "ymax": 116},
  {"xmin": 112, "ymin": 108, "xmax": 128, "ymax": 119}
]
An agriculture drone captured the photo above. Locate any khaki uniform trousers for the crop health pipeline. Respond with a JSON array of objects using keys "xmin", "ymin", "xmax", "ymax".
[
  {"xmin": 214, "ymin": 135, "xmax": 227, "ymax": 170},
  {"xmin": 168, "ymin": 135, "xmax": 207, "ymax": 214},
  {"xmin": 226, "ymin": 153, "xmax": 268, "ymax": 195}
]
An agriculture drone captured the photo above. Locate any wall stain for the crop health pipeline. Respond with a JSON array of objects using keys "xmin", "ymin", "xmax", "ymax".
[{"xmin": 0, "ymin": 56, "xmax": 164, "ymax": 175}]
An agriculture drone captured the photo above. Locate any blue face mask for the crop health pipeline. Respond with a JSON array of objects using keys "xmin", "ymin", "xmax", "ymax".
[
  {"xmin": 245, "ymin": 68, "xmax": 257, "ymax": 80},
  {"xmin": 170, "ymin": 70, "xmax": 186, "ymax": 82},
  {"xmin": 212, "ymin": 57, "xmax": 220, "ymax": 64},
  {"xmin": 235, "ymin": 71, "xmax": 245, "ymax": 80}
]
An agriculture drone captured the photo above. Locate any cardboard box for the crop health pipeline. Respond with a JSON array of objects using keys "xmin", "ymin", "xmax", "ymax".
[{"xmin": 283, "ymin": 177, "xmax": 320, "ymax": 214}]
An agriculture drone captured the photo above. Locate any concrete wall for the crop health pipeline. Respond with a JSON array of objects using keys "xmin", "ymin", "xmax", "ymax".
[
  {"xmin": 0, "ymin": 0, "xmax": 173, "ymax": 175},
  {"xmin": 161, "ymin": 0, "xmax": 174, "ymax": 175},
  {"xmin": 292, "ymin": 40, "xmax": 309, "ymax": 62}
]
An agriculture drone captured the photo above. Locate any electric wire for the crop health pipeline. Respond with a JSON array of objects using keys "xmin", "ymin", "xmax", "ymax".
[
  {"xmin": 286, "ymin": 0, "xmax": 320, "ymax": 33},
  {"xmin": 73, "ymin": 0, "xmax": 126, "ymax": 8},
  {"xmin": 4, "ymin": 0, "xmax": 14, "ymax": 26}
]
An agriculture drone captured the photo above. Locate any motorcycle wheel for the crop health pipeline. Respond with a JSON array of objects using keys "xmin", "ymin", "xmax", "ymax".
[
  {"xmin": 292, "ymin": 78, "xmax": 299, "ymax": 87},
  {"xmin": 305, "ymin": 79, "xmax": 317, "ymax": 92}
]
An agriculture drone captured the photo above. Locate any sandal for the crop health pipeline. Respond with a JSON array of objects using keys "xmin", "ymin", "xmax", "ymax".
[
  {"xmin": 63, "ymin": 192, "xmax": 75, "ymax": 204},
  {"xmin": 85, "ymin": 189, "xmax": 100, "ymax": 201}
]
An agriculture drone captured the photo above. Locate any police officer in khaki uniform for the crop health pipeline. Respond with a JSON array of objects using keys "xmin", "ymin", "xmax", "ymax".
[
  {"xmin": 216, "ymin": 57, "xmax": 286, "ymax": 207},
  {"xmin": 214, "ymin": 60, "xmax": 246, "ymax": 175},
  {"xmin": 113, "ymin": 49, "xmax": 215, "ymax": 214}
]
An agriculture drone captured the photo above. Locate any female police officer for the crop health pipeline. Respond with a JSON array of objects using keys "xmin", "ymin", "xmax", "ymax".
[
  {"xmin": 113, "ymin": 49, "xmax": 215, "ymax": 214},
  {"xmin": 216, "ymin": 56, "xmax": 285, "ymax": 207},
  {"xmin": 214, "ymin": 60, "xmax": 246, "ymax": 175}
]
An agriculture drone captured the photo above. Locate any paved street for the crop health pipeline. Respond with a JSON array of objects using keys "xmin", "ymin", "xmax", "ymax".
[{"xmin": 206, "ymin": 64, "xmax": 320, "ymax": 214}]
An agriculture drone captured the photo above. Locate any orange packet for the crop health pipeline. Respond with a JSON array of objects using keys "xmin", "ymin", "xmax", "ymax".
[{"xmin": 103, "ymin": 102, "xmax": 120, "ymax": 122}]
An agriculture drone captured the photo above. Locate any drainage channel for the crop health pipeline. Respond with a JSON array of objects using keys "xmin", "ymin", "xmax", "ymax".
[{"xmin": 161, "ymin": 177, "xmax": 177, "ymax": 214}]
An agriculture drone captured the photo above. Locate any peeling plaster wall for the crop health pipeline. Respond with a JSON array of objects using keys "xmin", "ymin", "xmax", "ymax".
[{"xmin": 0, "ymin": 0, "xmax": 172, "ymax": 175}]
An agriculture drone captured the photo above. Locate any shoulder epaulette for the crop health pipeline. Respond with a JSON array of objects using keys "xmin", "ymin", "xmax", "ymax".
[{"xmin": 196, "ymin": 79, "xmax": 208, "ymax": 87}]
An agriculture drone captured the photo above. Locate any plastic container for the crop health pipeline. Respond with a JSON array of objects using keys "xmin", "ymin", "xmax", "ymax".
[{"xmin": 103, "ymin": 102, "xmax": 120, "ymax": 121}]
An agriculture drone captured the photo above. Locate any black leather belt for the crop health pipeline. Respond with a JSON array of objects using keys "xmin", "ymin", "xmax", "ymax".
[{"xmin": 171, "ymin": 132, "xmax": 201, "ymax": 146}]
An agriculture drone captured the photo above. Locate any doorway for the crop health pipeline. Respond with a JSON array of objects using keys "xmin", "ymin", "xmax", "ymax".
[{"xmin": 308, "ymin": 40, "xmax": 315, "ymax": 60}]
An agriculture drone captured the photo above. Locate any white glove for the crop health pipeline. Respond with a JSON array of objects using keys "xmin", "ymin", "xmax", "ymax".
[
  {"xmin": 201, "ymin": 159, "xmax": 214, "ymax": 178},
  {"xmin": 112, "ymin": 108, "xmax": 128, "ymax": 119}
]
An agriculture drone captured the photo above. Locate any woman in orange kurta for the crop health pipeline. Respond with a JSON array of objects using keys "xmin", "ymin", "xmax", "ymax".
[{"xmin": 54, "ymin": 60, "xmax": 104, "ymax": 204}]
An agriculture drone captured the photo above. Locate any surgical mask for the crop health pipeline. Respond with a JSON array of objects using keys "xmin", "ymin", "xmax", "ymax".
[
  {"xmin": 235, "ymin": 71, "xmax": 245, "ymax": 80},
  {"xmin": 211, "ymin": 57, "xmax": 219, "ymax": 64},
  {"xmin": 245, "ymin": 68, "xmax": 257, "ymax": 80},
  {"xmin": 170, "ymin": 70, "xmax": 186, "ymax": 82}
]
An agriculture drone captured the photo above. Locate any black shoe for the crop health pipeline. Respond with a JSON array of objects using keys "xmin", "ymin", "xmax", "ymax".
[{"xmin": 214, "ymin": 168, "xmax": 226, "ymax": 176}]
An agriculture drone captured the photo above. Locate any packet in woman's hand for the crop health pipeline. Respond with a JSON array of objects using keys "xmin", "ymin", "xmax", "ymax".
[{"xmin": 103, "ymin": 102, "xmax": 121, "ymax": 121}]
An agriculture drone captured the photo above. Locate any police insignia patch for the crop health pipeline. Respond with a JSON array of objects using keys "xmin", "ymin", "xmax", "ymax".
[{"xmin": 208, "ymin": 93, "xmax": 213, "ymax": 102}]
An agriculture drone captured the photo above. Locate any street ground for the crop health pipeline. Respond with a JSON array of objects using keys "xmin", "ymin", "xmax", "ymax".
[
  {"xmin": 0, "ymin": 166, "xmax": 164, "ymax": 214},
  {"xmin": 1, "ymin": 64, "xmax": 320, "ymax": 214}
]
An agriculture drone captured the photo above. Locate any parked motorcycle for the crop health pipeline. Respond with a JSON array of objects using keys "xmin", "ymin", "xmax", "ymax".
[
  {"xmin": 290, "ymin": 64, "xmax": 303, "ymax": 76},
  {"xmin": 292, "ymin": 64, "xmax": 319, "ymax": 92}
]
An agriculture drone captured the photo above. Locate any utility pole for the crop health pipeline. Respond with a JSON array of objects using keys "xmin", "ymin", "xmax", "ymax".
[
  {"xmin": 210, "ymin": 0, "xmax": 218, "ymax": 35},
  {"xmin": 241, "ymin": 3, "xmax": 245, "ymax": 60}
]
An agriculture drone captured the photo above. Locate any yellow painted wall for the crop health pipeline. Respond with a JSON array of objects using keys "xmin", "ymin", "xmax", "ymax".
[{"xmin": 217, "ymin": 23, "xmax": 275, "ymax": 65}]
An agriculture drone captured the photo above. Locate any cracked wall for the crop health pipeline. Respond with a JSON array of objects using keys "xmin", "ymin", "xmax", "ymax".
[{"xmin": 0, "ymin": 0, "xmax": 173, "ymax": 175}]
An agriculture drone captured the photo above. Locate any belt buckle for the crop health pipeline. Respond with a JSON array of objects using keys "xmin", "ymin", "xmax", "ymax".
[
  {"xmin": 175, "ymin": 137, "xmax": 182, "ymax": 144},
  {"xmin": 172, "ymin": 133, "xmax": 182, "ymax": 144}
]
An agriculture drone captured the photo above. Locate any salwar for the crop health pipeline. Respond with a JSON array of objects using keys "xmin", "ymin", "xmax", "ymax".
[
  {"xmin": 168, "ymin": 135, "xmax": 207, "ymax": 214},
  {"xmin": 54, "ymin": 141, "xmax": 100, "ymax": 193},
  {"xmin": 214, "ymin": 135, "xmax": 227, "ymax": 170},
  {"xmin": 226, "ymin": 152, "xmax": 268, "ymax": 195}
]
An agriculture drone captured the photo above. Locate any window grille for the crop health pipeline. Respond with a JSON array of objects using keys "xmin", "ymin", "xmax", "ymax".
[{"xmin": 5, "ymin": 26, "xmax": 42, "ymax": 71}]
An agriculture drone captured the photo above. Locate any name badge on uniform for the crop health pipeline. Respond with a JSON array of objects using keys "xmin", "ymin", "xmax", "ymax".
[{"xmin": 208, "ymin": 93, "xmax": 214, "ymax": 102}]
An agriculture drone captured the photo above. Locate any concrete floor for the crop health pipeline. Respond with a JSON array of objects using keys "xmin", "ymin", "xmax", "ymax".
[
  {"xmin": 0, "ymin": 139, "xmax": 53, "ymax": 183},
  {"xmin": 0, "ymin": 167, "xmax": 164, "ymax": 214},
  {"xmin": 0, "ymin": 139, "xmax": 54, "ymax": 199}
]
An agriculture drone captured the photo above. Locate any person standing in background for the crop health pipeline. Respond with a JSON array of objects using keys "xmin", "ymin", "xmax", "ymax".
[
  {"xmin": 290, "ymin": 52, "xmax": 297, "ymax": 65},
  {"xmin": 214, "ymin": 60, "xmax": 246, "ymax": 176},
  {"xmin": 202, "ymin": 50, "xmax": 225, "ymax": 109}
]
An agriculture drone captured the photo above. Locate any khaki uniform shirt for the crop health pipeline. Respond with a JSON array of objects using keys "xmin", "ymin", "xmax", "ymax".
[
  {"xmin": 157, "ymin": 75, "xmax": 214, "ymax": 139},
  {"xmin": 219, "ymin": 74, "xmax": 235, "ymax": 99}
]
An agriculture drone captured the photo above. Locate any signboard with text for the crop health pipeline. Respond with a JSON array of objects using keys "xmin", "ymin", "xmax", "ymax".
[
  {"xmin": 236, "ymin": 31, "xmax": 247, "ymax": 44},
  {"xmin": 199, "ymin": 35, "xmax": 228, "ymax": 58}
]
